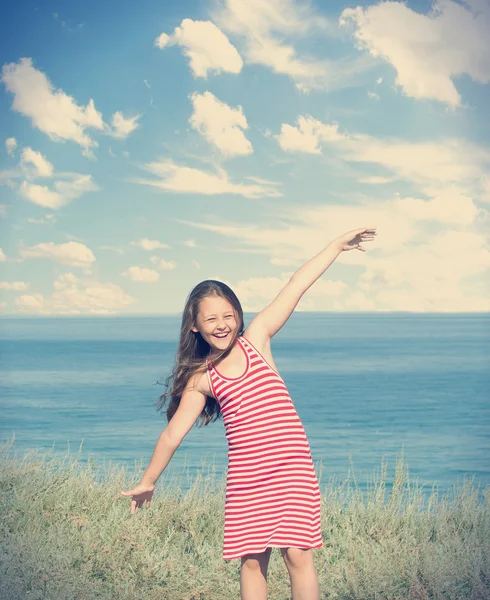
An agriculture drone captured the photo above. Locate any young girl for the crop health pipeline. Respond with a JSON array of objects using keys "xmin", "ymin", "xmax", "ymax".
[{"xmin": 121, "ymin": 226, "xmax": 377, "ymax": 600}]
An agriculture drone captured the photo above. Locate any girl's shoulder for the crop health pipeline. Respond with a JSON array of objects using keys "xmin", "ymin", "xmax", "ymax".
[{"xmin": 192, "ymin": 365, "xmax": 214, "ymax": 399}]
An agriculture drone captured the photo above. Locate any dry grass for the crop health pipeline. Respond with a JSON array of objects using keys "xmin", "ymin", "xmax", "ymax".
[{"xmin": 1, "ymin": 436, "xmax": 489, "ymax": 600}]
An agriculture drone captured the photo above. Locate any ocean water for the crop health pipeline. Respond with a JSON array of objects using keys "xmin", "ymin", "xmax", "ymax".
[{"xmin": 0, "ymin": 313, "xmax": 489, "ymax": 501}]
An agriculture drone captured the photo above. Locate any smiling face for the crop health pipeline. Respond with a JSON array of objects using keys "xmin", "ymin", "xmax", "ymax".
[{"xmin": 192, "ymin": 293, "xmax": 239, "ymax": 355}]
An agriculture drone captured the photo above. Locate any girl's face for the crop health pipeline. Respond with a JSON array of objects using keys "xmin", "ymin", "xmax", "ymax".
[{"xmin": 192, "ymin": 294, "xmax": 238, "ymax": 353}]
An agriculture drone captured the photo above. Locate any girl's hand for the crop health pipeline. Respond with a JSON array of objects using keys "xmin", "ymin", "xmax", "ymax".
[
  {"xmin": 333, "ymin": 227, "xmax": 377, "ymax": 252},
  {"xmin": 120, "ymin": 482, "xmax": 155, "ymax": 515}
]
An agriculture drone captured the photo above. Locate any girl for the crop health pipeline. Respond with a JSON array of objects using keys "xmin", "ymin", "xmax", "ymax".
[{"xmin": 121, "ymin": 226, "xmax": 377, "ymax": 600}]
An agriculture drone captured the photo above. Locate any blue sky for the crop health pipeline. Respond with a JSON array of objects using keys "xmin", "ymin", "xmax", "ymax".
[{"xmin": 1, "ymin": 0, "xmax": 489, "ymax": 314}]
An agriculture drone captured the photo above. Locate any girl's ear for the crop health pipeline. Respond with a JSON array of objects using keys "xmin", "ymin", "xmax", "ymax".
[{"xmin": 191, "ymin": 325, "xmax": 199, "ymax": 333}]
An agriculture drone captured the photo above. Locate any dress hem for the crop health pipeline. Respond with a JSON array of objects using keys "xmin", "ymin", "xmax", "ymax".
[{"xmin": 223, "ymin": 541, "xmax": 323, "ymax": 561}]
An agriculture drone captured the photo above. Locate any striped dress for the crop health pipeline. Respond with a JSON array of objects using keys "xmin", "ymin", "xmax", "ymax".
[{"xmin": 206, "ymin": 335, "xmax": 323, "ymax": 561}]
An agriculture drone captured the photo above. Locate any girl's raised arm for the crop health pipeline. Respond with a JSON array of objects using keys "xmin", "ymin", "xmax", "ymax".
[{"xmin": 247, "ymin": 227, "xmax": 377, "ymax": 342}]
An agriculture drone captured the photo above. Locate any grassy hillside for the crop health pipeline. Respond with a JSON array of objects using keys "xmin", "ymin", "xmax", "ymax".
[{"xmin": 1, "ymin": 438, "xmax": 488, "ymax": 600}]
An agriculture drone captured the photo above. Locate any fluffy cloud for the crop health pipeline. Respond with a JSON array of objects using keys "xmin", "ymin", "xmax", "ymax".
[
  {"xmin": 155, "ymin": 18, "xmax": 243, "ymax": 77},
  {"xmin": 275, "ymin": 114, "xmax": 490, "ymax": 198},
  {"xmin": 340, "ymin": 0, "xmax": 490, "ymax": 107},
  {"xmin": 1, "ymin": 58, "xmax": 139, "ymax": 156},
  {"xmin": 1, "ymin": 58, "xmax": 103, "ymax": 156},
  {"xmin": 216, "ymin": 273, "xmax": 350, "ymax": 312},
  {"xmin": 276, "ymin": 116, "xmax": 345, "ymax": 153},
  {"xmin": 359, "ymin": 176, "xmax": 394, "ymax": 184},
  {"xmin": 15, "ymin": 272, "xmax": 135, "ymax": 315},
  {"xmin": 109, "ymin": 111, "xmax": 141, "ymax": 139},
  {"xmin": 20, "ymin": 147, "xmax": 54, "ymax": 177},
  {"xmin": 189, "ymin": 91, "xmax": 252, "ymax": 156},
  {"xmin": 19, "ymin": 241, "xmax": 96, "ymax": 269},
  {"xmin": 0, "ymin": 281, "xmax": 28, "ymax": 291},
  {"xmin": 19, "ymin": 182, "xmax": 61, "ymax": 209},
  {"xmin": 134, "ymin": 159, "xmax": 281, "ymax": 198},
  {"xmin": 178, "ymin": 189, "xmax": 490, "ymax": 312},
  {"xmin": 130, "ymin": 239, "xmax": 170, "ymax": 251},
  {"xmin": 5, "ymin": 137, "xmax": 17, "ymax": 156},
  {"xmin": 5, "ymin": 144, "xmax": 97, "ymax": 209},
  {"xmin": 149, "ymin": 256, "xmax": 176, "ymax": 270},
  {"xmin": 0, "ymin": 248, "xmax": 6, "ymax": 261},
  {"xmin": 121, "ymin": 266, "xmax": 160, "ymax": 282},
  {"xmin": 27, "ymin": 214, "xmax": 57, "ymax": 225},
  {"xmin": 212, "ymin": 0, "xmax": 371, "ymax": 91},
  {"xmin": 19, "ymin": 174, "xmax": 98, "ymax": 209}
]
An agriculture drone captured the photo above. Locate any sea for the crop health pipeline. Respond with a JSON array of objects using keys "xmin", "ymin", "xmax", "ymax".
[{"xmin": 1, "ymin": 313, "xmax": 489, "ymax": 503}]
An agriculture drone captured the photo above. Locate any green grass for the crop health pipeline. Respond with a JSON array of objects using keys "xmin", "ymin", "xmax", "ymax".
[{"xmin": 1, "ymin": 436, "xmax": 489, "ymax": 600}]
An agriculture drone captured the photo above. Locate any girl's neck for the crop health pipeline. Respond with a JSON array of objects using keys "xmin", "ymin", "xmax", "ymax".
[{"xmin": 208, "ymin": 337, "xmax": 239, "ymax": 360}]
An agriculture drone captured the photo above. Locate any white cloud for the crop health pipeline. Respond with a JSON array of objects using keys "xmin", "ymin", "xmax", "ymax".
[
  {"xmin": 98, "ymin": 245, "xmax": 124, "ymax": 255},
  {"xmin": 1, "ymin": 58, "xmax": 104, "ymax": 156},
  {"xmin": 0, "ymin": 248, "xmax": 6, "ymax": 261},
  {"xmin": 341, "ymin": 136, "xmax": 490, "ymax": 189},
  {"xmin": 18, "ymin": 174, "xmax": 98, "ymax": 209},
  {"xmin": 393, "ymin": 186, "xmax": 479, "ymax": 227},
  {"xmin": 27, "ymin": 214, "xmax": 57, "ymax": 225},
  {"xmin": 217, "ymin": 273, "xmax": 349, "ymax": 312},
  {"xmin": 20, "ymin": 147, "xmax": 54, "ymax": 177},
  {"xmin": 19, "ymin": 241, "xmax": 96, "ymax": 268},
  {"xmin": 19, "ymin": 182, "xmax": 62, "ymax": 209},
  {"xmin": 54, "ymin": 175, "xmax": 98, "ymax": 200},
  {"xmin": 130, "ymin": 238, "xmax": 170, "ymax": 251},
  {"xmin": 1, "ymin": 58, "xmax": 139, "ymax": 156},
  {"xmin": 0, "ymin": 281, "xmax": 28, "ymax": 291},
  {"xmin": 149, "ymin": 256, "xmax": 177, "ymax": 270},
  {"xmin": 276, "ymin": 115, "xmax": 345, "ymax": 153},
  {"xmin": 359, "ymin": 176, "xmax": 393, "ymax": 184},
  {"xmin": 189, "ymin": 91, "xmax": 252, "ymax": 156},
  {"xmin": 340, "ymin": 0, "xmax": 490, "ymax": 107},
  {"xmin": 16, "ymin": 293, "xmax": 45, "ymax": 311},
  {"xmin": 155, "ymin": 18, "xmax": 243, "ymax": 77},
  {"xmin": 15, "ymin": 272, "xmax": 135, "ymax": 315},
  {"xmin": 121, "ymin": 266, "xmax": 160, "ymax": 282},
  {"xmin": 275, "ymin": 114, "xmax": 490, "ymax": 197},
  {"xmin": 109, "ymin": 111, "xmax": 141, "ymax": 139},
  {"xmin": 2, "ymin": 145, "xmax": 97, "ymax": 208},
  {"xmin": 212, "ymin": 0, "xmax": 371, "ymax": 91},
  {"xmin": 178, "ymin": 190, "xmax": 490, "ymax": 312},
  {"xmin": 134, "ymin": 159, "xmax": 282, "ymax": 198},
  {"xmin": 6, "ymin": 137, "xmax": 17, "ymax": 156},
  {"xmin": 184, "ymin": 240, "xmax": 196, "ymax": 247}
]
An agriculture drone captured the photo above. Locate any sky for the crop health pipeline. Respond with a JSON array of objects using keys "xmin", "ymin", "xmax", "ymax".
[{"xmin": 1, "ymin": 0, "xmax": 489, "ymax": 315}]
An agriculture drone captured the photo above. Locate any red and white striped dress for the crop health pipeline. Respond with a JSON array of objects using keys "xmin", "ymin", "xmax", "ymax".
[{"xmin": 206, "ymin": 335, "xmax": 323, "ymax": 561}]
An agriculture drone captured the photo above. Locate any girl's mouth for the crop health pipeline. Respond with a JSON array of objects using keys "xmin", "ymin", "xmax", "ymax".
[{"xmin": 213, "ymin": 332, "xmax": 229, "ymax": 339}]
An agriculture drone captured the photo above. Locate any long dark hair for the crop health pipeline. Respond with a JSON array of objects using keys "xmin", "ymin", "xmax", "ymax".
[{"xmin": 155, "ymin": 280, "xmax": 245, "ymax": 427}]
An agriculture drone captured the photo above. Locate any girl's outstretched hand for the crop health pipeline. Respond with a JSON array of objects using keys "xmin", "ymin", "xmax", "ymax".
[
  {"xmin": 120, "ymin": 482, "xmax": 155, "ymax": 515},
  {"xmin": 334, "ymin": 227, "xmax": 377, "ymax": 252}
]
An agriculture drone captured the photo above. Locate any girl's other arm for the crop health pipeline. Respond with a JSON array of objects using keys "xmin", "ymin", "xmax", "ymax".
[
  {"xmin": 120, "ymin": 373, "xmax": 206, "ymax": 514},
  {"xmin": 247, "ymin": 227, "xmax": 376, "ymax": 341},
  {"xmin": 140, "ymin": 373, "xmax": 207, "ymax": 486}
]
